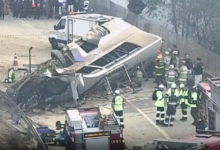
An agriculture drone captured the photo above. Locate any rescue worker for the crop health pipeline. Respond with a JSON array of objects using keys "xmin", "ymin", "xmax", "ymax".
[
  {"xmin": 179, "ymin": 84, "xmax": 188, "ymax": 121},
  {"xmin": 8, "ymin": 67, "xmax": 15, "ymax": 83},
  {"xmin": 156, "ymin": 50, "xmax": 163, "ymax": 61},
  {"xmin": 184, "ymin": 54, "xmax": 193, "ymax": 70},
  {"xmin": 165, "ymin": 83, "xmax": 179, "ymax": 119},
  {"xmin": 112, "ymin": 90, "xmax": 124, "ymax": 128},
  {"xmin": 170, "ymin": 51, "xmax": 179, "ymax": 72},
  {"xmin": 133, "ymin": 66, "xmax": 144, "ymax": 88},
  {"xmin": 155, "ymin": 84, "xmax": 165, "ymax": 125},
  {"xmin": 188, "ymin": 86, "xmax": 199, "ymax": 125},
  {"xmin": 178, "ymin": 61, "xmax": 188, "ymax": 85},
  {"xmin": 154, "ymin": 58, "xmax": 165, "ymax": 86},
  {"xmin": 193, "ymin": 57, "xmax": 203, "ymax": 86},
  {"xmin": 165, "ymin": 65, "xmax": 178, "ymax": 89},
  {"xmin": 164, "ymin": 93, "xmax": 178, "ymax": 127},
  {"xmin": 164, "ymin": 51, "xmax": 171, "ymax": 73}
]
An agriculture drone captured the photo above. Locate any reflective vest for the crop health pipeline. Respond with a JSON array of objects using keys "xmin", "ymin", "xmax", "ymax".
[
  {"xmin": 154, "ymin": 61, "xmax": 164, "ymax": 76},
  {"xmin": 179, "ymin": 89, "xmax": 188, "ymax": 104},
  {"xmin": 165, "ymin": 69, "xmax": 178, "ymax": 83},
  {"xmin": 190, "ymin": 92, "xmax": 198, "ymax": 108},
  {"xmin": 114, "ymin": 96, "xmax": 124, "ymax": 111},
  {"xmin": 8, "ymin": 69, "xmax": 15, "ymax": 83},
  {"xmin": 155, "ymin": 91, "xmax": 165, "ymax": 107},
  {"xmin": 178, "ymin": 65, "xmax": 188, "ymax": 82},
  {"xmin": 166, "ymin": 88, "xmax": 179, "ymax": 97}
]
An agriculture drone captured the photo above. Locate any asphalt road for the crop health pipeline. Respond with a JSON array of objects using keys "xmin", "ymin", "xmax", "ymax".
[{"xmin": 0, "ymin": 14, "xmax": 195, "ymax": 150}]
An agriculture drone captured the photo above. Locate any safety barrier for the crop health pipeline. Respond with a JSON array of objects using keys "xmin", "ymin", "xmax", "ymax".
[{"xmin": 0, "ymin": 90, "xmax": 48, "ymax": 150}]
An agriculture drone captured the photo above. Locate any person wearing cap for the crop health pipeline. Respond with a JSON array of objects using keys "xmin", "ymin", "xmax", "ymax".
[
  {"xmin": 179, "ymin": 84, "xmax": 189, "ymax": 121},
  {"xmin": 193, "ymin": 57, "xmax": 203, "ymax": 86},
  {"xmin": 165, "ymin": 65, "xmax": 178, "ymax": 89},
  {"xmin": 178, "ymin": 61, "xmax": 188, "ymax": 86},
  {"xmin": 112, "ymin": 90, "xmax": 125, "ymax": 128},
  {"xmin": 188, "ymin": 86, "xmax": 199, "ymax": 125},
  {"xmin": 155, "ymin": 84, "xmax": 165, "ymax": 125},
  {"xmin": 154, "ymin": 58, "xmax": 165, "ymax": 86}
]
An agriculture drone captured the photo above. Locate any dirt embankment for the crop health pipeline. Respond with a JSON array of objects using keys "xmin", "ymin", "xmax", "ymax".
[{"xmin": 0, "ymin": 91, "xmax": 36, "ymax": 150}]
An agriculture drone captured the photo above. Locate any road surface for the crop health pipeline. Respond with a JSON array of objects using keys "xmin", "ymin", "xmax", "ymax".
[{"xmin": 0, "ymin": 14, "xmax": 195, "ymax": 150}]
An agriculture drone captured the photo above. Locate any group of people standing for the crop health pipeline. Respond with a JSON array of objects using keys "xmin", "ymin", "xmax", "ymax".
[
  {"xmin": 153, "ymin": 46, "xmax": 204, "ymax": 127},
  {"xmin": 0, "ymin": 0, "xmax": 89, "ymax": 19},
  {"xmin": 154, "ymin": 47, "xmax": 204, "ymax": 88}
]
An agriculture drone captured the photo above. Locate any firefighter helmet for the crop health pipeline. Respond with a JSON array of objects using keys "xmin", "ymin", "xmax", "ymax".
[
  {"xmin": 171, "ymin": 83, "xmax": 176, "ymax": 89},
  {"xmin": 169, "ymin": 65, "xmax": 174, "ymax": 69},
  {"xmin": 180, "ymin": 83, "xmax": 185, "ymax": 88},
  {"xmin": 115, "ymin": 90, "xmax": 120, "ymax": 94},
  {"xmin": 165, "ymin": 51, "xmax": 170, "ymax": 55},
  {"xmin": 159, "ymin": 84, "xmax": 164, "ymax": 89}
]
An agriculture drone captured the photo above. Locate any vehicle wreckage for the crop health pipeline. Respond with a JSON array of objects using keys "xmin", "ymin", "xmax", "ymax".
[{"xmin": 6, "ymin": 14, "xmax": 162, "ymax": 110}]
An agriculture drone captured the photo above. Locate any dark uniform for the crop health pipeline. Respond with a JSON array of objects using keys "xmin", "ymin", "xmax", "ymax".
[
  {"xmin": 196, "ymin": 119, "xmax": 207, "ymax": 134},
  {"xmin": 0, "ymin": 0, "xmax": 4, "ymax": 19},
  {"xmin": 164, "ymin": 94, "xmax": 178, "ymax": 127},
  {"xmin": 179, "ymin": 88, "xmax": 189, "ymax": 121},
  {"xmin": 154, "ymin": 60, "xmax": 165, "ymax": 86},
  {"xmin": 188, "ymin": 88, "xmax": 199, "ymax": 125},
  {"xmin": 112, "ymin": 94, "xmax": 124, "ymax": 128}
]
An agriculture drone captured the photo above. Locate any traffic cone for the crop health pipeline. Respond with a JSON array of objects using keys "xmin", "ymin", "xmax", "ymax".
[{"xmin": 13, "ymin": 53, "xmax": 18, "ymax": 70}]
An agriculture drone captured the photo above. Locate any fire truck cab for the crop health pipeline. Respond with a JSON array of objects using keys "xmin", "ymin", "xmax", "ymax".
[
  {"xmin": 198, "ymin": 77, "xmax": 220, "ymax": 131},
  {"xmin": 56, "ymin": 105, "xmax": 125, "ymax": 150}
]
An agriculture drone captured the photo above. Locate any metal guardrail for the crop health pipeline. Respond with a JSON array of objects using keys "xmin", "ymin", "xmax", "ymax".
[{"xmin": 0, "ymin": 90, "xmax": 48, "ymax": 150}]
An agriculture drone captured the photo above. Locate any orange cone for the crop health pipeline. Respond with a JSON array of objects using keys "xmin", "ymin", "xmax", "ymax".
[{"xmin": 13, "ymin": 53, "xmax": 18, "ymax": 70}]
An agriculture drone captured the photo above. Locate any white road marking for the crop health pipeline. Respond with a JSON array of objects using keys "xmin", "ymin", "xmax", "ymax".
[{"xmin": 126, "ymin": 99, "xmax": 171, "ymax": 139}]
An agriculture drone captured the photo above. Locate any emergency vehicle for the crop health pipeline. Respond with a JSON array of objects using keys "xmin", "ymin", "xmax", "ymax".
[
  {"xmin": 133, "ymin": 130, "xmax": 220, "ymax": 150},
  {"xmin": 48, "ymin": 13, "xmax": 117, "ymax": 50},
  {"xmin": 198, "ymin": 77, "xmax": 220, "ymax": 131},
  {"xmin": 56, "ymin": 105, "xmax": 125, "ymax": 150}
]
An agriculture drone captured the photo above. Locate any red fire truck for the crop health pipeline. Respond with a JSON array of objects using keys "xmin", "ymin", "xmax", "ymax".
[{"xmin": 56, "ymin": 105, "xmax": 125, "ymax": 150}]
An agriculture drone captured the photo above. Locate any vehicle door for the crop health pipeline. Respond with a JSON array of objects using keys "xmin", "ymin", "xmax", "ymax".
[{"xmin": 55, "ymin": 18, "xmax": 67, "ymax": 46}]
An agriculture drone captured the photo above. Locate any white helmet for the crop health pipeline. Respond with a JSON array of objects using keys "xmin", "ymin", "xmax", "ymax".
[
  {"xmin": 115, "ymin": 90, "xmax": 120, "ymax": 94},
  {"xmin": 159, "ymin": 84, "xmax": 164, "ymax": 89},
  {"xmin": 171, "ymin": 83, "xmax": 176, "ymax": 89},
  {"xmin": 180, "ymin": 83, "xmax": 185, "ymax": 88},
  {"xmin": 169, "ymin": 65, "xmax": 174, "ymax": 69}
]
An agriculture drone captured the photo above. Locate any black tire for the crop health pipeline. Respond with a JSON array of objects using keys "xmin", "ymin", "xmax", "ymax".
[
  {"xmin": 51, "ymin": 50, "xmax": 67, "ymax": 67},
  {"xmin": 51, "ymin": 39, "xmax": 58, "ymax": 50}
]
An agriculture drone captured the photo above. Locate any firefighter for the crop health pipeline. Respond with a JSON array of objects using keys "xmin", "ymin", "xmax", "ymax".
[
  {"xmin": 178, "ymin": 61, "xmax": 188, "ymax": 85},
  {"xmin": 165, "ymin": 65, "xmax": 178, "ymax": 89},
  {"xmin": 154, "ymin": 58, "xmax": 165, "ymax": 86},
  {"xmin": 133, "ymin": 66, "xmax": 144, "ymax": 87},
  {"xmin": 164, "ymin": 51, "xmax": 171, "ymax": 73},
  {"xmin": 189, "ymin": 86, "xmax": 199, "ymax": 125},
  {"xmin": 163, "ymin": 93, "xmax": 178, "ymax": 127},
  {"xmin": 156, "ymin": 50, "xmax": 163, "ymax": 61},
  {"xmin": 170, "ymin": 51, "xmax": 179, "ymax": 72},
  {"xmin": 155, "ymin": 84, "xmax": 165, "ymax": 125},
  {"xmin": 112, "ymin": 90, "xmax": 124, "ymax": 128},
  {"xmin": 179, "ymin": 83, "xmax": 188, "ymax": 121},
  {"xmin": 8, "ymin": 67, "xmax": 15, "ymax": 83}
]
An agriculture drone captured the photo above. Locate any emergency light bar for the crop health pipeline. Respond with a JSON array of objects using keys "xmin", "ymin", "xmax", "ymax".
[{"xmin": 69, "ymin": 11, "xmax": 87, "ymax": 15}]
